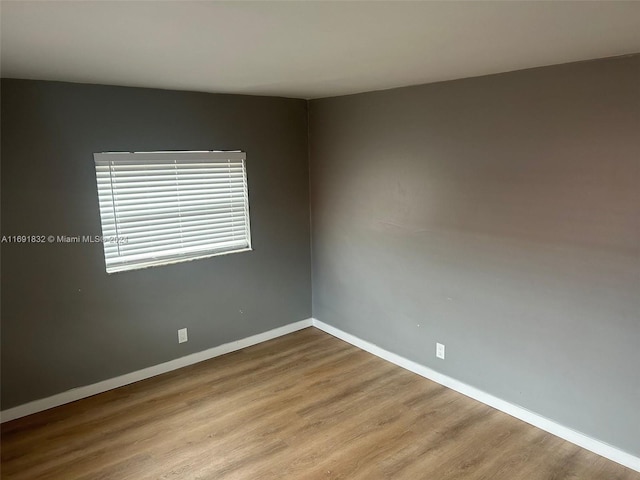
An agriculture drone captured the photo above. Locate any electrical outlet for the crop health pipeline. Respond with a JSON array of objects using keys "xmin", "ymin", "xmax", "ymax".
[
  {"xmin": 178, "ymin": 328, "xmax": 188, "ymax": 344},
  {"xmin": 436, "ymin": 342, "xmax": 445, "ymax": 359}
]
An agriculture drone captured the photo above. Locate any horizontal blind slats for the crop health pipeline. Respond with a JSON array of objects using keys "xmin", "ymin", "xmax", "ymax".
[
  {"xmin": 116, "ymin": 221, "xmax": 246, "ymax": 241},
  {"xmin": 116, "ymin": 233, "xmax": 247, "ymax": 257},
  {"xmin": 96, "ymin": 166, "xmax": 244, "ymax": 173},
  {"xmin": 94, "ymin": 151, "xmax": 251, "ymax": 273},
  {"xmin": 104, "ymin": 194, "xmax": 246, "ymax": 211},
  {"xmin": 107, "ymin": 213, "xmax": 246, "ymax": 232},
  {"xmin": 99, "ymin": 206, "xmax": 246, "ymax": 225},
  {"xmin": 104, "ymin": 205, "xmax": 244, "ymax": 217},
  {"xmin": 97, "ymin": 184, "xmax": 246, "ymax": 195},
  {"xmin": 98, "ymin": 179, "xmax": 245, "ymax": 189},
  {"xmin": 96, "ymin": 164, "xmax": 245, "ymax": 172},
  {"xmin": 98, "ymin": 189, "xmax": 246, "ymax": 202}
]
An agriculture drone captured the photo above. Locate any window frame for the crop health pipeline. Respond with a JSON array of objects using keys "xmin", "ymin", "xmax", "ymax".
[{"xmin": 93, "ymin": 150, "xmax": 252, "ymax": 274}]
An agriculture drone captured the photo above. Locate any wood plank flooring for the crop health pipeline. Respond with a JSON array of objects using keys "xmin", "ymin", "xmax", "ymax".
[{"xmin": 1, "ymin": 327, "xmax": 638, "ymax": 479}]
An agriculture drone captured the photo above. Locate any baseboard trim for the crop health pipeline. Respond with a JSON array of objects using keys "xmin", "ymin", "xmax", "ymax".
[
  {"xmin": 312, "ymin": 318, "xmax": 640, "ymax": 473},
  {"xmin": 0, "ymin": 318, "xmax": 314, "ymax": 423},
  {"xmin": 3, "ymin": 317, "xmax": 637, "ymax": 472}
]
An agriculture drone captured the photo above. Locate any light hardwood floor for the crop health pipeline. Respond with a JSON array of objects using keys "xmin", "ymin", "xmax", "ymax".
[{"xmin": 1, "ymin": 328, "xmax": 638, "ymax": 479}]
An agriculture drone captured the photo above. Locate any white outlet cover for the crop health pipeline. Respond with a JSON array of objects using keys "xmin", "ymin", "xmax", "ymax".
[
  {"xmin": 178, "ymin": 328, "xmax": 188, "ymax": 343},
  {"xmin": 436, "ymin": 342, "xmax": 445, "ymax": 359}
]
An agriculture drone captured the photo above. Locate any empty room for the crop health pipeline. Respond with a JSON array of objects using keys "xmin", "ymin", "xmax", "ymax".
[{"xmin": 1, "ymin": 1, "xmax": 639, "ymax": 479}]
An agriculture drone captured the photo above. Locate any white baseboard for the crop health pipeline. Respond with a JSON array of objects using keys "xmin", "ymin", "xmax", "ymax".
[
  {"xmin": 3, "ymin": 317, "xmax": 637, "ymax": 472},
  {"xmin": 312, "ymin": 318, "xmax": 640, "ymax": 473},
  {"xmin": 0, "ymin": 318, "xmax": 313, "ymax": 423}
]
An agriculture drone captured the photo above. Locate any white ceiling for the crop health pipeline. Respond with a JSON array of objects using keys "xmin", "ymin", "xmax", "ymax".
[{"xmin": 1, "ymin": 1, "xmax": 639, "ymax": 99}]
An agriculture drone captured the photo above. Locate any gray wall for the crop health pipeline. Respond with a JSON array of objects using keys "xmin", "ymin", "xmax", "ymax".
[
  {"xmin": 1, "ymin": 79, "xmax": 311, "ymax": 408},
  {"xmin": 309, "ymin": 55, "xmax": 640, "ymax": 455}
]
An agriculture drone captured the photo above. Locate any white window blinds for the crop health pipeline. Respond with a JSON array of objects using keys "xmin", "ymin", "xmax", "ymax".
[{"xmin": 94, "ymin": 151, "xmax": 251, "ymax": 273}]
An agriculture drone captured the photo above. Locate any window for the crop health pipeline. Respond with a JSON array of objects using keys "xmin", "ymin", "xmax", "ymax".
[{"xmin": 94, "ymin": 151, "xmax": 251, "ymax": 273}]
